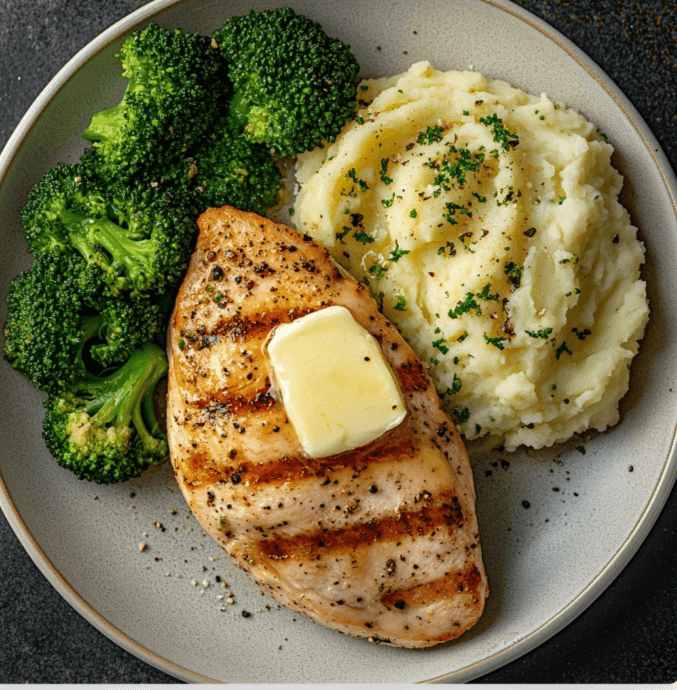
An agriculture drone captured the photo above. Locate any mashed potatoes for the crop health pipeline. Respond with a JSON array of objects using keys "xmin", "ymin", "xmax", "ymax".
[{"xmin": 293, "ymin": 61, "xmax": 649, "ymax": 451}]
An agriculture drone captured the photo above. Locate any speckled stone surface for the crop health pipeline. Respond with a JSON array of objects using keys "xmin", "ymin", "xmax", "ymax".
[{"xmin": 0, "ymin": 0, "xmax": 676, "ymax": 683}]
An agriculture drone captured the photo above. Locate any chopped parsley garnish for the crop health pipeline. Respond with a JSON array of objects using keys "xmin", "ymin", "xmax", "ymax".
[
  {"xmin": 558, "ymin": 196, "xmax": 566, "ymax": 204},
  {"xmin": 394, "ymin": 296, "xmax": 407, "ymax": 311},
  {"xmin": 485, "ymin": 335, "xmax": 508, "ymax": 350},
  {"xmin": 381, "ymin": 193, "xmax": 396, "ymax": 208},
  {"xmin": 555, "ymin": 341, "xmax": 573, "ymax": 359},
  {"xmin": 572, "ymin": 327, "xmax": 591, "ymax": 340},
  {"xmin": 479, "ymin": 114, "xmax": 519, "ymax": 151},
  {"xmin": 432, "ymin": 338, "xmax": 449, "ymax": 354},
  {"xmin": 577, "ymin": 445, "xmax": 586, "ymax": 454},
  {"xmin": 335, "ymin": 226, "xmax": 351, "ymax": 242},
  {"xmin": 525, "ymin": 327, "xmax": 553, "ymax": 339},
  {"xmin": 451, "ymin": 373, "xmax": 462, "ymax": 394},
  {"xmin": 457, "ymin": 330, "xmax": 469, "ymax": 342},
  {"xmin": 565, "ymin": 288, "xmax": 581, "ymax": 297},
  {"xmin": 380, "ymin": 158, "xmax": 393, "ymax": 185},
  {"xmin": 353, "ymin": 229, "xmax": 375, "ymax": 244},
  {"xmin": 472, "ymin": 192, "xmax": 487, "ymax": 203},
  {"xmin": 389, "ymin": 241, "xmax": 410, "ymax": 262},
  {"xmin": 448, "ymin": 293, "xmax": 481, "ymax": 319},
  {"xmin": 368, "ymin": 263, "xmax": 387, "ymax": 278},
  {"xmin": 371, "ymin": 291, "xmax": 385, "ymax": 310},
  {"xmin": 475, "ymin": 423, "xmax": 482, "ymax": 435},
  {"xmin": 463, "ymin": 109, "xmax": 470, "ymax": 116},
  {"xmin": 438, "ymin": 241, "xmax": 456, "ymax": 257},
  {"xmin": 452, "ymin": 407, "xmax": 471, "ymax": 424},
  {"xmin": 409, "ymin": 209, "xmax": 418, "ymax": 218},
  {"xmin": 346, "ymin": 168, "xmax": 369, "ymax": 192},
  {"xmin": 433, "ymin": 148, "xmax": 482, "ymax": 194},
  {"xmin": 477, "ymin": 284, "xmax": 499, "ymax": 301},
  {"xmin": 504, "ymin": 261, "xmax": 523, "ymax": 288},
  {"xmin": 417, "ymin": 125, "xmax": 444, "ymax": 145},
  {"xmin": 443, "ymin": 201, "xmax": 472, "ymax": 225}
]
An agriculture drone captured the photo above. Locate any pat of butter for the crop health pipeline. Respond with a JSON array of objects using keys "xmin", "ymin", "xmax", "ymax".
[{"xmin": 267, "ymin": 305, "xmax": 406, "ymax": 458}]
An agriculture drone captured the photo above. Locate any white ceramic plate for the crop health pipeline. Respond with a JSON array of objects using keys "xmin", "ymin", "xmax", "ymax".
[{"xmin": 1, "ymin": 0, "xmax": 676, "ymax": 683}]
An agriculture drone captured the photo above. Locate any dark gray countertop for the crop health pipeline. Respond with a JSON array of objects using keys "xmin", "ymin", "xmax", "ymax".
[{"xmin": 1, "ymin": 0, "xmax": 676, "ymax": 683}]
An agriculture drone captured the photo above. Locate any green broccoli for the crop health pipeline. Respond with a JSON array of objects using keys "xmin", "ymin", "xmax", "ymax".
[
  {"xmin": 167, "ymin": 116, "xmax": 283, "ymax": 215},
  {"xmin": 3, "ymin": 253, "xmax": 169, "ymax": 393},
  {"xmin": 213, "ymin": 8, "xmax": 359, "ymax": 157},
  {"xmin": 42, "ymin": 341, "xmax": 168, "ymax": 484},
  {"xmin": 21, "ymin": 159, "xmax": 197, "ymax": 296},
  {"xmin": 91, "ymin": 289, "xmax": 174, "ymax": 367},
  {"xmin": 82, "ymin": 22, "xmax": 229, "ymax": 182}
]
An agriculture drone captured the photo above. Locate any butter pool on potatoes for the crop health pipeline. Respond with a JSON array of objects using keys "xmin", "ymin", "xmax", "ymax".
[
  {"xmin": 266, "ymin": 306, "xmax": 406, "ymax": 458},
  {"xmin": 294, "ymin": 61, "xmax": 649, "ymax": 451}
]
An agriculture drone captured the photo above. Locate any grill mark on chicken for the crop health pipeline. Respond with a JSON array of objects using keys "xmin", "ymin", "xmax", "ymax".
[
  {"xmin": 209, "ymin": 308, "xmax": 314, "ymax": 343},
  {"xmin": 257, "ymin": 502, "xmax": 465, "ymax": 562},
  {"xmin": 182, "ymin": 429, "xmax": 421, "ymax": 488},
  {"xmin": 397, "ymin": 360, "xmax": 430, "ymax": 393},
  {"xmin": 381, "ymin": 564, "xmax": 482, "ymax": 610},
  {"xmin": 183, "ymin": 452, "xmax": 223, "ymax": 485},
  {"xmin": 193, "ymin": 385, "xmax": 276, "ymax": 414}
]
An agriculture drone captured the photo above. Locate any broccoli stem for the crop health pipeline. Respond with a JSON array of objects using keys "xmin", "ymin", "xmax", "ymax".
[
  {"xmin": 59, "ymin": 209, "xmax": 155, "ymax": 288},
  {"xmin": 82, "ymin": 103, "xmax": 128, "ymax": 143},
  {"xmin": 77, "ymin": 341, "xmax": 167, "ymax": 443}
]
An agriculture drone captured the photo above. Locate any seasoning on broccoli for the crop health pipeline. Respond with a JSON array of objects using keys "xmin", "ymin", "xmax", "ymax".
[{"xmin": 182, "ymin": 116, "xmax": 283, "ymax": 215}]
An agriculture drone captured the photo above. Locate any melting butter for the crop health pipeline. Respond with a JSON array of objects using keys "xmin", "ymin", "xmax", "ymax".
[{"xmin": 267, "ymin": 306, "xmax": 406, "ymax": 458}]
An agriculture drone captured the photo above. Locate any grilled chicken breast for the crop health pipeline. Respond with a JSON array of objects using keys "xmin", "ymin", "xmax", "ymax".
[{"xmin": 167, "ymin": 206, "xmax": 488, "ymax": 647}]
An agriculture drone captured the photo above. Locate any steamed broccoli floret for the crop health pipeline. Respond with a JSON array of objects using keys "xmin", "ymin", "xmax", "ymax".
[
  {"xmin": 21, "ymin": 159, "xmax": 197, "ymax": 296},
  {"xmin": 42, "ymin": 341, "xmax": 168, "ymax": 483},
  {"xmin": 213, "ymin": 8, "xmax": 359, "ymax": 157},
  {"xmin": 82, "ymin": 22, "xmax": 229, "ymax": 182},
  {"xmin": 167, "ymin": 116, "xmax": 283, "ymax": 215},
  {"xmin": 90, "ymin": 289, "xmax": 173, "ymax": 367},
  {"xmin": 4, "ymin": 254, "xmax": 103, "ymax": 393},
  {"xmin": 3, "ymin": 253, "xmax": 169, "ymax": 392}
]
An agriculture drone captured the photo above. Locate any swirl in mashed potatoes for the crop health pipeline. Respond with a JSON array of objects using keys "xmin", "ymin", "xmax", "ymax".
[{"xmin": 294, "ymin": 61, "xmax": 649, "ymax": 451}]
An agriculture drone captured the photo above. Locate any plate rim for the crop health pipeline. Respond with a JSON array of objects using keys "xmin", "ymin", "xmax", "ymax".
[{"xmin": 0, "ymin": 0, "xmax": 676, "ymax": 683}]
